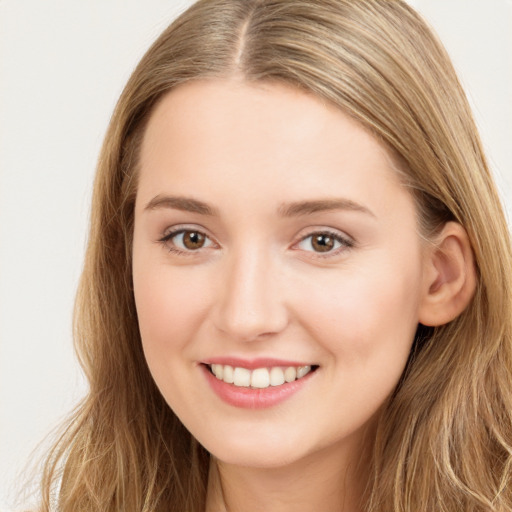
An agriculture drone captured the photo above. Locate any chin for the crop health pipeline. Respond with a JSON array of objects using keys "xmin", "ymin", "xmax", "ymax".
[
  {"xmin": 212, "ymin": 446, "xmax": 304, "ymax": 469},
  {"xmin": 197, "ymin": 427, "xmax": 315, "ymax": 469}
]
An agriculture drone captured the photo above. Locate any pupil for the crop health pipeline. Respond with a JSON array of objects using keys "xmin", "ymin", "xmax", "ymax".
[
  {"xmin": 312, "ymin": 234, "xmax": 334, "ymax": 252},
  {"xmin": 184, "ymin": 231, "xmax": 205, "ymax": 249}
]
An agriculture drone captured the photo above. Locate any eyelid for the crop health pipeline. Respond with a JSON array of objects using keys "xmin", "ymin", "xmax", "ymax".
[
  {"xmin": 158, "ymin": 225, "xmax": 217, "ymax": 255},
  {"xmin": 292, "ymin": 228, "xmax": 354, "ymax": 258},
  {"xmin": 156, "ymin": 224, "xmax": 354, "ymax": 258}
]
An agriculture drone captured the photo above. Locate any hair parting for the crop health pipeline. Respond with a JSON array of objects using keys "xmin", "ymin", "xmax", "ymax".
[{"xmin": 31, "ymin": 1, "xmax": 512, "ymax": 511}]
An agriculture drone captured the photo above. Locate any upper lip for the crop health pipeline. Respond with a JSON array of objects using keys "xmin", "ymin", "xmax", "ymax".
[{"xmin": 201, "ymin": 357, "xmax": 316, "ymax": 369}]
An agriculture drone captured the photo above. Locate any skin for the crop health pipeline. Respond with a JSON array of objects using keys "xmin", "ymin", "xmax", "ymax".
[{"xmin": 132, "ymin": 79, "xmax": 442, "ymax": 511}]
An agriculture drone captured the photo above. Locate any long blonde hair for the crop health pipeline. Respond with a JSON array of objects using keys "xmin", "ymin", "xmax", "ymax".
[{"xmin": 37, "ymin": 1, "xmax": 512, "ymax": 510}]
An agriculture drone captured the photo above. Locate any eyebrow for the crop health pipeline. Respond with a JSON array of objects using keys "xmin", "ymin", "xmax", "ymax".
[
  {"xmin": 144, "ymin": 195, "xmax": 220, "ymax": 216},
  {"xmin": 277, "ymin": 198, "xmax": 375, "ymax": 218},
  {"xmin": 144, "ymin": 195, "xmax": 375, "ymax": 218}
]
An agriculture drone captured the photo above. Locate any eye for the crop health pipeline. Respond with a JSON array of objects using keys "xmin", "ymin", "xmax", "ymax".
[
  {"xmin": 159, "ymin": 228, "xmax": 214, "ymax": 253},
  {"xmin": 296, "ymin": 231, "xmax": 353, "ymax": 254}
]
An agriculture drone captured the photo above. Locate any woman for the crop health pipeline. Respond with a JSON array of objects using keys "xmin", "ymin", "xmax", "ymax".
[{"xmin": 36, "ymin": 0, "xmax": 512, "ymax": 511}]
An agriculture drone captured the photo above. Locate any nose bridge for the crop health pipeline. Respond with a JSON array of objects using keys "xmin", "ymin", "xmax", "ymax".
[{"xmin": 214, "ymin": 242, "xmax": 288, "ymax": 341}]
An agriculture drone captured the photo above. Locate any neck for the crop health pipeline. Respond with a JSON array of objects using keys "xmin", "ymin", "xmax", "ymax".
[{"xmin": 205, "ymin": 436, "xmax": 372, "ymax": 512}]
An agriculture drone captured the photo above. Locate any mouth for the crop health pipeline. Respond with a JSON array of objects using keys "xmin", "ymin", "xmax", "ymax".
[{"xmin": 203, "ymin": 363, "xmax": 320, "ymax": 389}]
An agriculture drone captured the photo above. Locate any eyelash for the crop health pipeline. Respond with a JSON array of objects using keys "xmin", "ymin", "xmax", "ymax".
[
  {"xmin": 295, "ymin": 229, "xmax": 354, "ymax": 258},
  {"xmin": 157, "ymin": 227, "xmax": 354, "ymax": 259},
  {"xmin": 158, "ymin": 228, "xmax": 215, "ymax": 256}
]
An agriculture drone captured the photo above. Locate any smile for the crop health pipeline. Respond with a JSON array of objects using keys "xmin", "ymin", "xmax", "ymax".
[
  {"xmin": 208, "ymin": 364, "xmax": 316, "ymax": 388},
  {"xmin": 201, "ymin": 361, "xmax": 319, "ymax": 409}
]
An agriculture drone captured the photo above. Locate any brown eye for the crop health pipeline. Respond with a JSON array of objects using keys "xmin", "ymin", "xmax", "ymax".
[
  {"xmin": 296, "ymin": 231, "xmax": 352, "ymax": 256},
  {"xmin": 311, "ymin": 234, "xmax": 335, "ymax": 252},
  {"xmin": 182, "ymin": 231, "xmax": 206, "ymax": 250},
  {"xmin": 161, "ymin": 229, "xmax": 213, "ymax": 253}
]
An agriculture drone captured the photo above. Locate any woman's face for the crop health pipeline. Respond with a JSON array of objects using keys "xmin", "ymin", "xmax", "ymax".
[{"xmin": 133, "ymin": 79, "xmax": 429, "ymax": 468}]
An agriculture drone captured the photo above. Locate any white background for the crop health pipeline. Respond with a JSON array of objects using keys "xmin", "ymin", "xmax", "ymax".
[{"xmin": 1, "ymin": 1, "xmax": 511, "ymax": 510}]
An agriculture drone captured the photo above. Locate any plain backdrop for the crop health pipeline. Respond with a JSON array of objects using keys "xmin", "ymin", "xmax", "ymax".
[{"xmin": 1, "ymin": 1, "xmax": 511, "ymax": 510}]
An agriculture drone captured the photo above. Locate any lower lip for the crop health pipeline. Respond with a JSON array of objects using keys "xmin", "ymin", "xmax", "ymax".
[{"xmin": 201, "ymin": 364, "xmax": 316, "ymax": 409}]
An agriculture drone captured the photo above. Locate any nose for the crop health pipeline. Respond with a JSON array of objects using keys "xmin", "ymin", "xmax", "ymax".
[{"xmin": 212, "ymin": 245, "xmax": 289, "ymax": 342}]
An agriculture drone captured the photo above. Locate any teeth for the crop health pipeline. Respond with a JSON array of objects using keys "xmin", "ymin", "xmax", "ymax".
[
  {"xmin": 233, "ymin": 367, "xmax": 251, "ymax": 387},
  {"xmin": 269, "ymin": 367, "xmax": 285, "ymax": 386},
  {"xmin": 296, "ymin": 366, "xmax": 310, "ymax": 378},
  {"xmin": 212, "ymin": 364, "xmax": 223, "ymax": 380},
  {"xmin": 209, "ymin": 364, "xmax": 313, "ymax": 389},
  {"xmin": 284, "ymin": 366, "xmax": 297, "ymax": 382},
  {"xmin": 251, "ymin": 368, "xmax": 270, "ymax": 388},
  {"xmin": 223, "ymin": 365, "xmax": 234, "ymax": 384}
]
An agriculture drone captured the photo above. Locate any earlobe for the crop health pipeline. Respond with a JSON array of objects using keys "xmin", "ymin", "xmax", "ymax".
[{"xmin": 418, "ymin": 222, "xmax": 477, "ymax": 327}]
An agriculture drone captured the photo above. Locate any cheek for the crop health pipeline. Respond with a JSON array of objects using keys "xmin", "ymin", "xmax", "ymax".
[
  {"xmin": 297, "ymin": 262, "xmax": 421, "ymax": 424},
  {"xmin": 133, "ymin": 263, "xmax": 217, "ymax": 419},
  {"xmin": 133, "ymin": 256, "xmax": 212, "ymax": 365},
  {"xmin": 295, "ymin": 256, "xmax": 422, "ymax": 364}
]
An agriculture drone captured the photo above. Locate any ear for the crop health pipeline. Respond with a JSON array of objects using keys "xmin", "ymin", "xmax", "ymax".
[{"xmin": 418, "ymin": 221, "xmax": 477, "ymax": 327}]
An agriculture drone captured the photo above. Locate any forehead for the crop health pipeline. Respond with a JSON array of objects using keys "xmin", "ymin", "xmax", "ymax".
[
  {"xmin": 141, "ymin": 78, "xmax": 390, "ymax": 159},
  {"xmin": 137, "ymin": 79, "xmax": 411, "ymax": 220}
]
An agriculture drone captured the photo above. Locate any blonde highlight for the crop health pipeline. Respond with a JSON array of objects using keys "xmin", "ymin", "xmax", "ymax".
[{"xmin": 34, "ymin": 1, "xmax": 512, "ymax": 511}]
